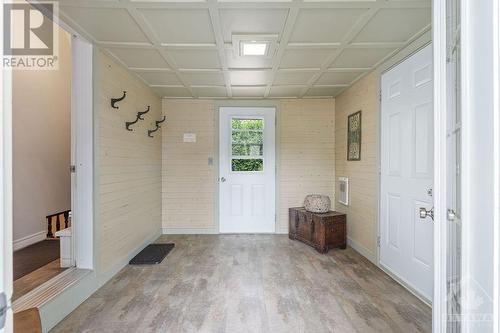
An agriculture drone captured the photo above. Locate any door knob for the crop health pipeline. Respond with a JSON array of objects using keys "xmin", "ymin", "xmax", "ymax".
[
  {"xmin": 220, "ymin": 177, "xmax": 226, "ymax": 182},
  {"xmin": 419, "ymin": 207, "xmax": 434, "ymax": 221}
]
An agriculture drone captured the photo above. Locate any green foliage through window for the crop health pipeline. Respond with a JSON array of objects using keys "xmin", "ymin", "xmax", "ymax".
[
  {"xmin": 232, "ymin": 144, "xmax": 263, "ymax": 156},
  {"xmin": 232, "ymin": 119, "xmax": 263, "ymax": 130},
  {"xmin": 231, "ymin": 118, "xmax": 264, "ymax": 171},
  {"xmin": 232, "ymin": 159, "xmax": 263, "ymax": 172}
]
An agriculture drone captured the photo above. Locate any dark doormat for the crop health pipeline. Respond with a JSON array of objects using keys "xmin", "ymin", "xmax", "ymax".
[
  {"xmin": 14, "ymin": 239, "xmax": 60, "ymax": 280},
  {"xmin": 129, "ymin": 243, "xmax": 175, "ymax": 265}
]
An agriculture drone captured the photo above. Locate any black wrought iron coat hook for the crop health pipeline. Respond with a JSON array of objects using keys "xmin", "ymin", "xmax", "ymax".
[
  {"xmin": 125, "ymin": 106, "xmax": 150, "ymax": 131},
  {"xmin": 111, "ymin": 91, "xmax": 126, "ymax": 109},
  {"xmin": 148, "ymin": 116, "xmax": 166, "ymax": 138},
  {"xmin": 156, "ymin": 116, "xmax": 166, "ymax": 127}
]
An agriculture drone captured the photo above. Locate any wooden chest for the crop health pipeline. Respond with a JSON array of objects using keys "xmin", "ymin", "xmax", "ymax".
[{"xmin": 289, "ymin": 207, "xmax": 347, "ymax": 253}]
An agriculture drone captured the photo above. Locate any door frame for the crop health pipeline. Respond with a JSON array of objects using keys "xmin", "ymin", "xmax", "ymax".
[
  {"xmin": 432, "ymin": 0, "xmax": 447, "ymax": 330},
  {"xmin": 22, "ymin": 1, "xmax": 95, "ymax": 272},
  {"xmin": 495, "ymin": 0, "xmax": 500, "ymax": 327},
  {"xmin": 459, "ymin": 0, "xmax": 500, "ymax": 331},
  {"xmin": 3, "ymin": 17, "xmax": 94, "ymax": 316},
  {"xmin": 214, "ymin": 101, "xmax": 281, "ymax": 234},
  {"xmin": 432, "ymin": 0, "xmax": 500, "ymax": 330},
  {"xmin": 69, "ymin": 29, "xmax": 94, "ymax": 270},
  {"xmin": 1, "ymin": 4, "xmax": 14, "ymax": 329}
]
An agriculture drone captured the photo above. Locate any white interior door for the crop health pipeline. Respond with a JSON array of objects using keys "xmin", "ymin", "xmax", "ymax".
[
  {"xmin": 219, "ymin": 107, "xmax": 275, "ymax": 233},
  {"xmin": 380, "ymin": 44, "xmax": 434, "ymax": 301}
]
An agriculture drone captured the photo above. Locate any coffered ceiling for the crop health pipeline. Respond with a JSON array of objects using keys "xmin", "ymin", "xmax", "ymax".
[{"xmin": 57, "ymin": 0, "xmax": 431, "ymax": 99}]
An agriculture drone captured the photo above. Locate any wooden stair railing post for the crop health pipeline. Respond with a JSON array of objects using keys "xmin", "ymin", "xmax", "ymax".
[
  {"xmin": 46, "ymin": 210, "xmax": 71, "ymax": 239},
  {"xmin": 47, "ymin": 216, "xmax": 54, "ymax": 238},
  {"xmin": 63, "ymin": 211, "xmax": 69, "ymax": 228},
  {"xmin": 56, "ymin": 214, "xmax": 61, "ymax": 233}
]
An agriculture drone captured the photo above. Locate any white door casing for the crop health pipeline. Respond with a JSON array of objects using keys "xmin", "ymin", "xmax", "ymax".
[
  {"xmin": 219, "ymin": 107, "xmax": 276, "ymax": 233},
  {"xmin": 444, "ymin": 0, "xmax": 463, "ymax": 329},
  {"xmin": 380, "ymin": 44, "xmax": 434, "ymax": 301},
  {"xmin": 0, "ymin": 3, "xmax": 13, "ymax": 330},
  {"xmin": 69, "ymin": 33, "xmax": 94, "ymax": 270}
]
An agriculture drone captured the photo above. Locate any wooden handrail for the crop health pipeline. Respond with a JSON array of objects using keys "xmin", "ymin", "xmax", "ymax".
[{"xmin": 46, "ymin": 209, "xmax": 71, "ymax": 219}]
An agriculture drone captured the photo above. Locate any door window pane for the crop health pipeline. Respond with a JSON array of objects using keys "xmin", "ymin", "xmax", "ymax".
[
  {"xmin": 231, "ymin": 131, "xmax": 263, "ymax": 145},
  {"xmin": 232, "ymin": 144, "xmax": 263, "ymax": 156},
  {"xmin": 232, "ymin": 159, "xmax": 263, "ymax": 172},
  {"xmin": 231, "ymin": 118, "xmax": 264, "ymax": 171},
  {"xmin": 232, "ymin": 119, "xmax": 263, "ymax": 130}
]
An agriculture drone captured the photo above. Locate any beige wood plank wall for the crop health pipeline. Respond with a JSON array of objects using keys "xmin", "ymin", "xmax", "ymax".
[
  {"xmin": 98, "ymin": 52, "xmax": 162, "ymax": 271},
  {"xmin": 278, "ymin": 99, "xmax": 336, "ymax": 233},
  {"xmin": 335, "ymin": 71, "xmax": 379, "ymax": 260},
  {"xmin": 161, "ymin": 99, "xmax": 335, "ymax": 233},
  {"xmin": 161, "ymin": 100, "xmax": 216, "ymax": 232}
]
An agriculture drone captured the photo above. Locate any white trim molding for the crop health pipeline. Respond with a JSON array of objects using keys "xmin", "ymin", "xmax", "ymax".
[
  {"xmin": 461, "ymin": 0, "xmax": 497, "ymax": 331},
  {"xmin": 432, "ymin": 0, "xmax": 448, "ymax": 332},
  {"xmin": 0, "ymin": 27, "xmax": 14, "ymax": 330},
  {"xmin": 12, "ymin": 231, "xmax": 46, "ymax": 251},
  {"xmin": 379, "ymin": 263, "xmax": 432, "ymax": 308},
  {"xmin": 347, "ymin": 237, "xmax": 377, "ymax": 265},
  {"xmin": 162, "ymin": 227, "xmax": 218, "ymax": 235},
  {"xmin": 493, "ymin": 0, "xmax": 500, "ymax": 329},
  {"xmin": 71, "ymin": 33, "xmax": 94, "ymax": 271}
]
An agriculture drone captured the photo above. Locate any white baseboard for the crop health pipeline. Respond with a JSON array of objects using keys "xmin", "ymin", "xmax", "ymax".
[
  {"xmin": 13, "ymin": 231, "xmax": 46, "ymax": 251},
  {"xmin": 379, "ymin": 261, "xmax": 432, "ymax": 306},
  {"xmin": 347, "ymin": 236, "xmax": 377, "ymax": 265},
  {"xmin": 162, "ymin": 227, "xmax": 217, "ymax": 234},
  {"xmin": 162, "ymin": 228, "xmax": 292, "ymax": 235},
  {"xmin": 98, "ymin": 229, "xmax": 162, "ymax": 285}
]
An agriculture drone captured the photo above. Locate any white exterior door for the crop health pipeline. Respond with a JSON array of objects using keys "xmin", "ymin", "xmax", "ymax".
[
  {"xmin": 219, "ymin": 107, "xmax": 275, "ymax": 233},
  {"xmin": 380, "ymin": 45, "xmax": 434, "ymax": 301}
]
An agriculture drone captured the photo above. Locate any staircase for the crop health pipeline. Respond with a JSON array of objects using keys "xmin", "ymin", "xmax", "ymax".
[{"xmin": 46, "ymin": 210, "xmax": 71, "ymax": 239}]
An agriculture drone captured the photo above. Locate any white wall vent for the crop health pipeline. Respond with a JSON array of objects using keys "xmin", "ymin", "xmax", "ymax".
[{"xmin": 338, "ymin": 177, "xmax": 349, "ymax": 205}]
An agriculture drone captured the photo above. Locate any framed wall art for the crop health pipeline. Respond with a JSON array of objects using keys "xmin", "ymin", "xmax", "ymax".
[{"xmin": 347, "ymin": 110, "xmax": 361, "ymax": 161}]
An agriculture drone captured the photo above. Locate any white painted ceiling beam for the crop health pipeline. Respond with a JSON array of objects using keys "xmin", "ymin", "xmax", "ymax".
[{"xmin": 56, "ymin": 0, "xmax": 432, "ymax": 99}]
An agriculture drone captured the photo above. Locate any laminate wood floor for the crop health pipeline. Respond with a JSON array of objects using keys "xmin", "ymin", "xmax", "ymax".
[
  {"xmin": 13, "ymin": 239, "xmax": 60, "ymax": 280},
  {"xmin": 51, "ymin": 235, "xmax": 431, "ymax": 333},
  {"xmin": 13, "ymin": 259, "xmax": 65, "ymax": 301}
]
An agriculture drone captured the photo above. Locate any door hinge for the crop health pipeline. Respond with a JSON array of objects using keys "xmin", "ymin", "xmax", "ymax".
[
  {"xmin": 379, "ymin": 90, "xmax": 382, "ymax": 102},
  {"xmin": 70, "ymin": 165, "xmax": 76, "ymax": 173},
  {"xmin": 377, "ymin": 236, "xmax": 381, "ymax": 247}
]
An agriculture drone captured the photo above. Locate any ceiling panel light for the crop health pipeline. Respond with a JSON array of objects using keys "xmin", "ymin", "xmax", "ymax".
[
  {"xmin": 232, "ymin": 34, "xmax": 278, "ymax": 59},
  {"xmin": 242, "ymin": 42, "xmax": 268, "ymax": 56}
]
